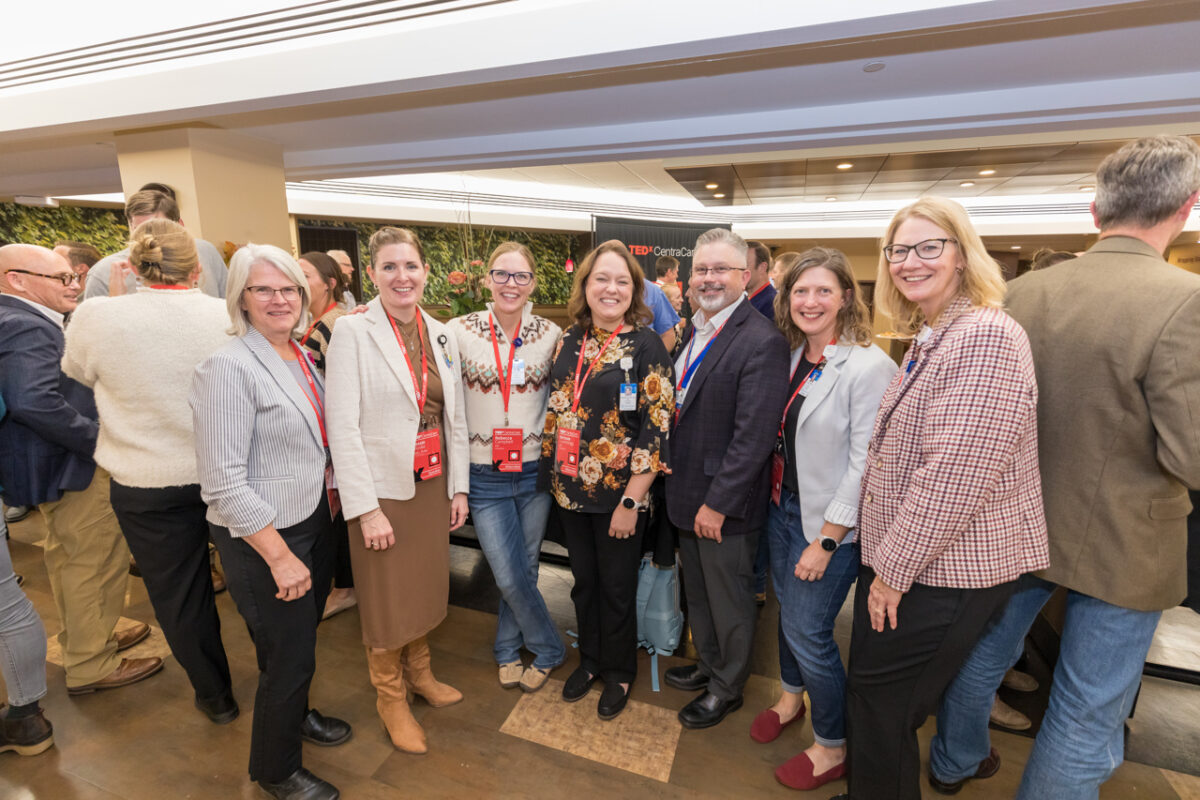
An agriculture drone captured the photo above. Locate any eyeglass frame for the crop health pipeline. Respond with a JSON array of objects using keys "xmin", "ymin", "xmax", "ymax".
[
  {"xmin": 882, "ymin": 238, "xmax": 958, "ymax": 263},
  {"xmin": 3, "ymin": 269, "xmax": 80, "ymax": 287},
  {"xmin": 488, "ymin": 269, "xmax": 534, "ymax": 286},
  {"xmin": 691, "ymin": 266, "xmax": 747, "ymax": 278},
  {"xmin": 244, "ymin": 285, "xmax": 302, "ymax": 301}
]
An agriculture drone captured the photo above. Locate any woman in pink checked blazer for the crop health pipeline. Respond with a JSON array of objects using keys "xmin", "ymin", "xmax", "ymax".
[{"xmin": 841, "ymin": 197, "xmax": 1050, "ymax": 800}]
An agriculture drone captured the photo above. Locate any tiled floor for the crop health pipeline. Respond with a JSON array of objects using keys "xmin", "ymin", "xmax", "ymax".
[{"xmin": 3, "ymin": 510, "xmax": 1199, "ymax": 799}]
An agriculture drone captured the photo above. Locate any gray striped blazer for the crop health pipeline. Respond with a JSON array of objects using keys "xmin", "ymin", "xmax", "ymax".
[{"xmin": 190, "ymin": 327, "xmax": 327, "ymax": 537}]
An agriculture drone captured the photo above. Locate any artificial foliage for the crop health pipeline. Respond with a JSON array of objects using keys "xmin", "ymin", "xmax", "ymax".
[{"xmin": 0, "ymin": 202, "xmax": 128, "ymax": 253}]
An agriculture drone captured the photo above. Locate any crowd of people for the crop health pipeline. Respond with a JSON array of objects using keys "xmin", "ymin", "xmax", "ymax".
[{"xmin": 0, "ymin": 134, "xmax": 1198, "ymax": 800}]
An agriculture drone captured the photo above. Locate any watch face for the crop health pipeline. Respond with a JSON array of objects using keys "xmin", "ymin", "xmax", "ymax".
[
  {"xmin": 622, "ymin": 497, "xmax": 636, "ymax": 509},
  {"xmin": 821, "ymin": 537, "xmax": 837, "ymax": 551}
]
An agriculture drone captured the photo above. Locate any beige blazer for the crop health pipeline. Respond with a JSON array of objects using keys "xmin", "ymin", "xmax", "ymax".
[
  {"xmin": 325, "ymin": 300, "xmax": 469, "ymax": 520},
  {"xmin": 1006, "ymin": 236, "xmax": 1200, "ymax": 611}
]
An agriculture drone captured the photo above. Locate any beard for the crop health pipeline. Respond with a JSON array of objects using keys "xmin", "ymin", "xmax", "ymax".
[{"xmin": 695, "ymin": 286, "xmax": 736, "ymax": 313}]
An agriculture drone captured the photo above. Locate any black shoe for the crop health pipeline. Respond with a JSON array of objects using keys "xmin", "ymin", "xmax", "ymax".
[
  {"xmin": 597, "ymin": 681, "xmax": 630, "ymax": 721},
  {"xmin": 928, "ymin": 747, "xmax": 1000, "ymax": 795},
  {"xmin": 195, "ymin": 691, "xmax": 239, "ymax": 725},
  {"xmin": 664, "ymin": 664, "xmax": 709, "ymax": 692},
  {"xmin": 257, "ymin": 767, "xmax": 339, "ymax": 800},
  {"xmin": 678, "ymin": 690, "xmax": 743, "ymax": 729},
  {"xmin": 562, "ymin": 667, "xmax": 597, "ymax": 702},
  {"xmin": 299, "ymin": 708, "xmax": 352, "ymax": 746},
  {"xmin": 0, "ymin": 705, "xmax": 54, "ymax": 756}
]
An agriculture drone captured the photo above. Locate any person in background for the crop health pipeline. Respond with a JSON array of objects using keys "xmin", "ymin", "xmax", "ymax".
[
  {"xmin": 745, "ymin": 241, "xmax": 777, "ymax": 317},
  {"xmin": 643, "ymin": 278, "xmax": 681, "ymax": 352},
  {"xmin": 192, "ymin": 243, "xmax": 350, "ymax": 800},
  {"xmin": 749, "ymin": 248, "xmax": 895, "ymax": 792},
  {"xmin": 326, "ymin": 227, "xmax": 469, "ymax": 755},
  {"xmin": 538, "ymin": 240, "xmax": 672, "ymax": 721},
  {"xmin": 0, "ymin": 388, "xmax": 54, "ymax": 757},
  {"xmin": 448, "ymin": 242, "xmax": 566, "ymax": 693},
  {"xmin": 327, "ymin": 249, "xmax": 358, "ymax": 309},
  {"xmin": 53, "ymin": 241, "xmax": 100, "ymax": 294},
  {"xmin": 664, "ymin": 228, "xmax": 789, "ymax": 730},
  {"xmin": 844, "ymin": 197, "xmax": 1049, "ymax": 800},
  {"xmin": 62, "ymin": 219, "xmax": 237, "ymax": 723},
  {"xmin": 0, "ymin": 244, "xmax": 163, "ymax": 696},
  {"xmin": 654, "ymin": 255, "xmax": 679, "ymax": 288},
  {"xmin": 1029, "ymin": 248, "xmax": 1076, "ymax": 271},
  {"xmin": 661, "ymin": 282, "xmax": 683, "ymax": 315},
  {"xmin": 771, "ymin": 251, "xmax": 802, "ymax": 289},
  {"xmin": 84, "ymin": 190, "xmax": 228, "ymax": 300},
  {"xmin": 930, "ymin": 135, "xmax": 1200, "ymax": 800}
]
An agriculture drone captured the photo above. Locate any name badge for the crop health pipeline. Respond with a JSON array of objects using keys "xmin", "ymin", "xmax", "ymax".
[
  {"xmin": 325, "ymin": 462, "xmax": 342, "ymax": 520},
  {"xmin": 798, "ymin": 369, "xmax": 822, "ymax": 397},
  {"xmin": 619, "ymin": 382, "xmax": 637, "ymax": 411},
  {"xmin": 675, "ymin": 386, "xmax": 687, "ymax": 408},
  {"xmin": 413, "ymin": 429, "xmax": 443, "ymax": 482},
  {"xmin": 492, "ymin": 427, "xmax": 523, "ymax": 472},
  {"xmin": 770, "ymin": 451, "xmax": 784, "ymax": 506},
  {"xmin": 511, "ymin": 358, "xmax": 526, "ymax": 386},
  {"xmin": 555, "ymin": 428, "xmax": 581, "ymax": 477}
]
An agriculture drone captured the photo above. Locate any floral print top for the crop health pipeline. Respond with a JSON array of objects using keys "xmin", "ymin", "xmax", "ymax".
[{"xmin": 537, "ymin": 324, "xmax": 674, "ymax": 513}]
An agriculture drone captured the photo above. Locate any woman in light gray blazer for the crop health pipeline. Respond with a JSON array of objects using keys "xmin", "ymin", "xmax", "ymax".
[
  {"xmin": 191, "ymin": 244, "xmax": 349, "ymax": 800},
  {"xmin": 749, "ymin": 248, "xmax": 896, "ymax": 792}
]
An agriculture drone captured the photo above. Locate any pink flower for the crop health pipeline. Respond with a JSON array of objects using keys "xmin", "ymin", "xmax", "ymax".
[{"xmin": 448, "ymin": 271, "xmax": 468, "ymax": 286}]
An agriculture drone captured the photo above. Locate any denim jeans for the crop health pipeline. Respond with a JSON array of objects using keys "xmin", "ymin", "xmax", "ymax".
[
  {"xmin": 931, "ymin": 574, "xmax": 1161, "ymax": 799},
  {"xmin": 0, "ymin": 518, "xmax": 48, "ymax": 706},
  {"xmin": 468, "ymin": 462, "xmax": 565, "ymax": 670},
  {"xmin": 768, "ymin": 487, "xmax": 859, "ymax": 747}
]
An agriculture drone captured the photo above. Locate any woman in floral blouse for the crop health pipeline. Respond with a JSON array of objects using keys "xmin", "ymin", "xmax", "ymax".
[{"xmin": 538, "ymin": 239, "xmax": 673, "ymax": 721}]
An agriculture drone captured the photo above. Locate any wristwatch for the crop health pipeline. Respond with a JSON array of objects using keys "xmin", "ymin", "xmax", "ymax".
[
  {"xmin": 819, "ymin": 536, "xmax": 839, "ymax": 552},
  {"xmin": 620, "ymin": 495, "xmax": 646, "ymax": 511}
]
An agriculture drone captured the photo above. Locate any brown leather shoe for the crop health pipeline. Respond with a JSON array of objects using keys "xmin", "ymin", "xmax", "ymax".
[
  {"xmin": 928, "ymin": 746, "xmax": 1001, "ymax": 795},
  {"xmin": 67, "ymin": 657, "xmax": 164, "ymax": 696},
  {"xmin": 114, "ymin": 621, "xmax": 150, "ymax": 652}
]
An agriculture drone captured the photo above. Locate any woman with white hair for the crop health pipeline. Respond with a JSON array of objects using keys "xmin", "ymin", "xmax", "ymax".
[{"xmin": 191, "ymin": 244, "xmax": 350, "ymax": 800}]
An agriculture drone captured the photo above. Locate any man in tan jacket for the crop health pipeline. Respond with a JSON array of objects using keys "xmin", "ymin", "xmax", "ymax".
[{"xmin": 928, "ymin": 135, "xmax": 1200, "ymax": 799}]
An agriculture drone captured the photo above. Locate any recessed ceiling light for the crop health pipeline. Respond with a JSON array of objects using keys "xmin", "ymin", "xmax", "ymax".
[
  {"xmin": 1010, "ymin": 245, "xmax": 1022, "ymax": 250},
  {"xmin": 960, "ymin": 181, "xmax": 976, "ymax": 188},
  {"xmin": 825, "ymin": 196, "xmax": 838, "ymax": 202},
  {"xmin": 863, "ymin": 61, "xmax": 885, "ymax": 73},
  {"xmin": 979, "ymin": 169, "xmax": 996, "ymax": 176},
  {"xmin": 705, "ymin": 183, "xmax": 719, "ymax": 190},
  {"xmin": 836, "ymin": 163, "xmax": 853, "ymax": 170},
  {"xmin": 712, "ymin": 193, "xmax": 726, "ymax": 199},
  {"xmin": 1080, "ymin": 185, "xmax": 1094, "ymax": 191}
]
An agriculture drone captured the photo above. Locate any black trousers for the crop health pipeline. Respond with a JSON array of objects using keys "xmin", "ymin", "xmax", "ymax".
[
  {"xmin": 677, "ymin": 529, "xmax": 759, "ymax": 701},
  {"xmin": 210, "ymin": 496, "xmax": 334, "ymax": 784},
  {"xmin": 331, "ymin": 512, "xmax": 354, "ymax": 590},
  {"xmin": 558, "ymin": 506, "xmax": 645, "ymax": 684},
  {"xmin": 109, "ymin": 481, "xmax": 232, "ymax": 702},
  {"xmin": 845, "ymin": 565, "xmax": 1015, "ymax": 800}
]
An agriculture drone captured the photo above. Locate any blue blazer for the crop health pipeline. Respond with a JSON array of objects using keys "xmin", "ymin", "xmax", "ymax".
[{"xmin": 0, "ymin": 296, "xmax": 98, "ymax": 506}]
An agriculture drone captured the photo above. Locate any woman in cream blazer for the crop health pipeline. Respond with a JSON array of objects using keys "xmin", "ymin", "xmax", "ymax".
[{"xmin": 325, "ymin": 227, "xmax": 468, "ymax": 756}]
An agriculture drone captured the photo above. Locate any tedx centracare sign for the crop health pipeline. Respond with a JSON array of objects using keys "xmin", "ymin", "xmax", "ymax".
[{"xmin": 593, "ymin": 216, "xmax": 731, "ymax": 283}]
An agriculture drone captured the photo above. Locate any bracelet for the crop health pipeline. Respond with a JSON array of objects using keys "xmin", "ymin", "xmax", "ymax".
[{"xmin": 361, "ymin": 509, "xmax": 383, "ymax": 523}]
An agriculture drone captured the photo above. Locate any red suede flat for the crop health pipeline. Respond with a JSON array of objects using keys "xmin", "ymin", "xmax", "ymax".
[
  {"xmin": 749, "ymin": 700, "xmax": 806, "ymax": 743},
  {"xmin": 774, "ymin": 751, "xmax": 846, "ymax": 791}
]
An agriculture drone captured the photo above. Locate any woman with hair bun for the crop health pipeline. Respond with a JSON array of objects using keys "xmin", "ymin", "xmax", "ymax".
[{"xmin": 62, "ymin": 218, "xmax": 238, "ymax": 724}]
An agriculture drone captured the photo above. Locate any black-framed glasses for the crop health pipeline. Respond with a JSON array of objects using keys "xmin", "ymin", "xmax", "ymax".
[
  {"xmin": 883, "ymin": 238, "xmax": 957, "ymax": 263},
  {"xmin": 692, "ymin": 266, "xmax": 746, "ymax": 278},
  {"xmin": 4, "ymin": 269, "xmax": 79, "ymax": 287},
  {"xmin": 244, "ymin": 285, "xmax": 301, "ymax": 301},
  {"xmin": 489, "ymin": 269, "xmax": 534, "ymax": 286}
]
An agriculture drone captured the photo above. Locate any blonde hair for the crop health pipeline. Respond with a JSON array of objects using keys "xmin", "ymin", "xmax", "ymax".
[
  {"xmin": 773, "ymin": 247, "xmax": 873, "ymax": 349},
  {"xmin": 875, "ymin": 197, "xmax": 1005, "ymax": 335},
  {"xmin": 225, "ymin": 243, "xmax": 310, "ymax": 338},
  {"xmin": 124, "ymin": 190, "xmax": 179, "ymax": 224},
  {"xmin": 128, "ymin": 219, "xmax": 197, "ymax": 285},
  {"xmin": 368, "ymin": 226, "xmax": 425, "ymax": 266},
  {"xmin": 486, "ymin": 241, "xmax": 536, "ymax": 273}
]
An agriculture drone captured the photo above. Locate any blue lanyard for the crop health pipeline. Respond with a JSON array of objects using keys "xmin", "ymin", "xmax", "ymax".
[{"xmin": 675, "ymin": 322, "xmax": 726, "ymax": 404}]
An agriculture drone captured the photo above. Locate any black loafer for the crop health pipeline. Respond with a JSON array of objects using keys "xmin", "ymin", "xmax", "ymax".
[
  {"xmin": 257, "ymin": 767, "xmax": 339, "ymax": 800},
  {"xmin": 928, "ymin": 747, "xmax": 1000, "ymax": 795},
  {"xmin": 562, "ymin": 667, "xmax": 597, "ymax": 702},
  {"xmin": 195, "ymin": 691, "xmax": 239, "ymax": 725},
  {"xmin": 678, "ymin": 690, "xmax": 743, "ymax": 729},
  {"xmin": 664, "ymin": 664, "xmax": 709, "ymax": 692},
  {"xmin": 299, "ymin": 708, "xmax": 352, "ymax": 746},
  {"xmin": 597, "ymin": 682, "xmax": 630, "ymax": 721}
]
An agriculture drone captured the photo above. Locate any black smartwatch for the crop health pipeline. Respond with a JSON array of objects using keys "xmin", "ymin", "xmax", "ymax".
[
  {"xmin": 819, "ymin": 536, "xmax": 838, "ymax": 552},
  {"xmin": 621, "ymin": 495, "xmax": 641, "ymax": 510}
]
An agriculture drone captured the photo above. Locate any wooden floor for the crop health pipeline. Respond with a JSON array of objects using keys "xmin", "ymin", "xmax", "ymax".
[{"xmin": 2, "ymin": 511, "xmax": 1199, "ymax": 800}]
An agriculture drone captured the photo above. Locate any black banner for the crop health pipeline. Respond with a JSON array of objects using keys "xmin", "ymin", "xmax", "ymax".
[{"xmin": 592, "ymin": 216, "xmax": 730, "ymax": 285}]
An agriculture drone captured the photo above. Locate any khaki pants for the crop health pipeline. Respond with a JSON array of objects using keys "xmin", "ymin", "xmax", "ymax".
[{"xmin": 39, "ymin": 466, "xmax": 130, "ymax": 685}]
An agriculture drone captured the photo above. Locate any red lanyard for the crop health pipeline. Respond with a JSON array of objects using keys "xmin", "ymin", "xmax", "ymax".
[
  {"xmin": 288, "ymin": 342, "xmax": 328, "ymax": 448},
  {"xmin": 387, "ymin": 312, "xmax": 429, "ymax": 411},
  {"xmin": 571, "ymin": 325, "xmax": 623, "ymax": 413},
  {"xmin": 148, "ymin": 284, "xmax": 189, "ymax": 290},
  {"xmin": 300, "ymin": 302, "xmax": 337, "ymax": 345},
  {"xmin": 776, "ymin": 340, "xmax": 834, "ymax": 440},
  {"xmin": 748, "ymin": 283, "xmax": 769, "ymax": 301},
  {"xmin": 488, "ymin": 314, "xmax": 519, "ymax": 416}
]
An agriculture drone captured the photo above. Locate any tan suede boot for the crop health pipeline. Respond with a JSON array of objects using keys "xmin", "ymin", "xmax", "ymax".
[
  {"xmin": 365, "ymin": 647, "xmax": 427, "ymax": 753},
  {"xmin": 401, "ymin": 637, "xmax": 463, "ymax": 708}
]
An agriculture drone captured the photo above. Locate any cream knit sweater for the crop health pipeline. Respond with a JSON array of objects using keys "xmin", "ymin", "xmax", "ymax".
[{"xmin": 62, "ymin": 288, "xmax": 231, "ymax": 488}]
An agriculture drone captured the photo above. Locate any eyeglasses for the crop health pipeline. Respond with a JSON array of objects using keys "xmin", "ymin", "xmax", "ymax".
[
  {"xmin": 245, "ymin": 285, "xmax": 301, "ymax": 301},
  {"xmin": 489, "ymin": 269, "xmax": 534, "ymax": 286},
  {"xmin": 883, "ymin": 238, "xmax": 958, "ymax": 263},
  {"xmin": 691, "ymin": 266, "xmax": 745, "ymax": 278},
  {"xmin": 4, "ymin": 269, "xmax": 80, "ymax": 287}
]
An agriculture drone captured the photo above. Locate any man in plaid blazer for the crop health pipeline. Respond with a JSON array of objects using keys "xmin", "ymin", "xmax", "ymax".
[
  {"xmin": 663, "ymin": 228, "xmax": 789, "ymax": 729},
  {"xmin": 930, "ymin": 135, "xmax": 1200, "ymax": 799}
]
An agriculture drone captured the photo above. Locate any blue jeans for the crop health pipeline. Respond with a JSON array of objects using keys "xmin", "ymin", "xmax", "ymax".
[
  {"xmin": 468, "ymin": 463, "xmax": 565, "ymax": 670},
  {"xmin": 768, "ymin": 488, "xmax": 859, "ymax": 747},
  {"xmin": 931, "ymin": 574, "xmax": 1161, "ymax": 799},
  {"xmin": 0, "ymin": 518, "xmax": 48, "ymax": 706}
]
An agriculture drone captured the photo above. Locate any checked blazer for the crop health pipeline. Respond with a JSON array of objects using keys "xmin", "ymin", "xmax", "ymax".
[
  {"xmin": 857, "ymin": 296, "xmax": 1049, "ymax": 593},
  {"xmin": 665, "ymin": 299, "xmax": 789, "ymax": 535}
]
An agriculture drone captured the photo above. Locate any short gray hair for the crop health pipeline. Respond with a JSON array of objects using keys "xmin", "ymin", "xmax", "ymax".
[
  {"xmin": 1094, "ymin": 135, "xmax": 1200, "ymax": 229},
  {"xmin": 694, "ymin": 227, "xmax": 747, "ymax": 258},
  {"xmin": 225, "ymin": 243, "xmax": 311, "ymax": 338}
]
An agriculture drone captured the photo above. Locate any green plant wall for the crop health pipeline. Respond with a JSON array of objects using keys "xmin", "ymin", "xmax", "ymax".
[
  {"xmin": 299, "ymin": 218, "xmax": 585, "ymax": 306},
  {"xmin": 0, "ymin": 202, "xmax": 128, "ymax": 253}
]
